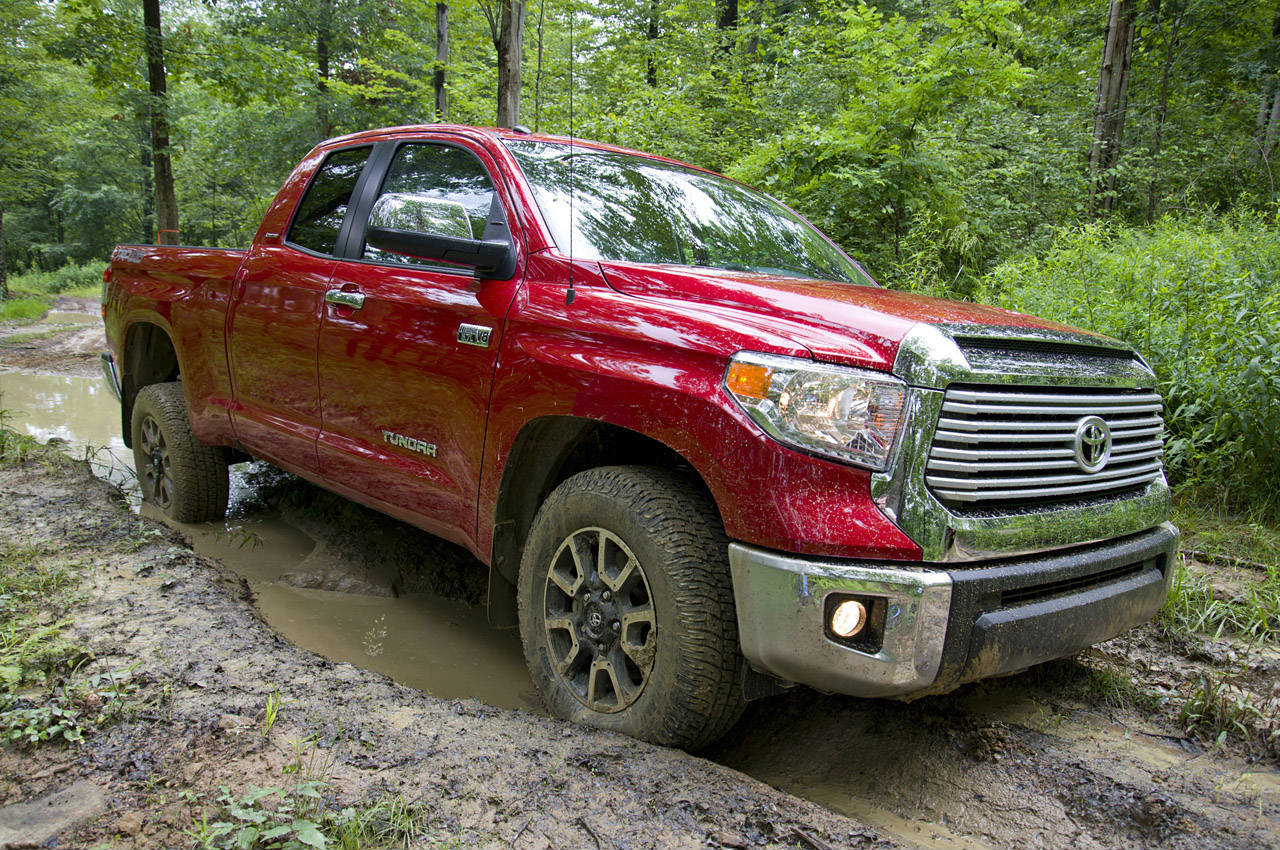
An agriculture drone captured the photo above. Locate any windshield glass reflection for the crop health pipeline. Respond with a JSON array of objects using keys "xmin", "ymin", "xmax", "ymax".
[{"xmin": 506, "ymin": 141, "xmax": 872, "ymax": 285}]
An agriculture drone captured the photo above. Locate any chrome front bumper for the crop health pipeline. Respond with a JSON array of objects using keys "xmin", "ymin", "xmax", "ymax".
[{"xmin": 729, "ymin": 522, "xmax": 1180, "ymax": 699}]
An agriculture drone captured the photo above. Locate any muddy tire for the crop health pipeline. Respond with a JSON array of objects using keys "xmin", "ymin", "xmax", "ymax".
[
  {"xmin": 518, "ymin": 465, "xmax": 745, "ymax": 750},
  {"xmin": 130, "ymin": 382, "xmax": 229, "ymax": 523}
]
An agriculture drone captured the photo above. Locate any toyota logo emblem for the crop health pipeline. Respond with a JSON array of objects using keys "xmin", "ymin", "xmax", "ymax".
[{"xmin": 1073, "ymin": 416, "xmax": 1112, "ymax": 473}]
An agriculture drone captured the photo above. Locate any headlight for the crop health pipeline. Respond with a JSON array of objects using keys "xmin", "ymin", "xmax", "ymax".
[{"xmin": 724, "ymin": 351, "xmax": 907, "ymax": 471}]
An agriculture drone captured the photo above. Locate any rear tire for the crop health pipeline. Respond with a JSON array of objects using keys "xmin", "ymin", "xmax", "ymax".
[
  {"xmin": 517, "ymin": 465, "xmax": 745, "ymax": 750},
  {"xmin": 130, "ymin": 382, "xmax": 229, "ymax": 523}
]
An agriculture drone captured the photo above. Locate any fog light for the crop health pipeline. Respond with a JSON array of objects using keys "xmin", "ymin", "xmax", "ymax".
[{"xmin": 829, "ymin": 599, "xmax": 868, "ymax": 638}]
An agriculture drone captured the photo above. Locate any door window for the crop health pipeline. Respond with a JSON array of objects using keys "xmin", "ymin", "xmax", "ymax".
[
  {"xmin": 287, "ymin": 146, "xmax": 370, "ymax": 255},
  {"xmin": 362, "ymin": 143, "xmax": 501, "ymax": 267}
]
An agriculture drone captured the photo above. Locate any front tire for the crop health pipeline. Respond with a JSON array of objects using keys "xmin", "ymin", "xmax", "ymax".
[
  {"xmin": 517, "ymin": 466, "xmax": 745, "ymax": 749},
  {"xmin": 130, "ymin": 382, "xmax": 229, "ymax": 523}
]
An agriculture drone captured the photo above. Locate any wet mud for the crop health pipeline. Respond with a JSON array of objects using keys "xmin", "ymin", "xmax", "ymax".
[{"xmin": 2, "ymin": 305, "xmax": 1278, "ymax": 849}]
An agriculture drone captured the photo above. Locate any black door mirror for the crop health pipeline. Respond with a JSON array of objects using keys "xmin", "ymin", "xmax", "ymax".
[{"xmin": 364, "ymin": 193, "xmax": 516, "ymax": 279}]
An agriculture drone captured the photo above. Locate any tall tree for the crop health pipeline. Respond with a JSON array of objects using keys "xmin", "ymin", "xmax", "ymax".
[
  {"xmin": 1144, "ymin": 0, "xmax": 1183, "ymax": 222},
  {"xmin": 1089, "ymin": 0, "xmax": 1138, "ymax": 213},
  {"xmin": 142, "ymin": 0, "xmax": 179, "ymax": 244},
  {"xmin": 646, "ymin": 0, "xmax": 659, "ymax": 87},
  {"xmin": 1256, "ymin": 6, "xmax": 1280, "ymax": 163},
  {"xmin": 316, "ymin": 0, "xmax": 333, "ymax": 137},
  {"xmin": 435, "ymin": 3, "xmax": 449, "ymax": 120},
  {"xmin": 479, "ymin": 0, "xmax": 525, "ymax": 127}
]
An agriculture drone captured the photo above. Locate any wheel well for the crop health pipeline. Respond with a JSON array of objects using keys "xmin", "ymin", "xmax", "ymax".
[
  {"xmin": 486, "ymin": 417, "xmax": 721, "ymax": 626},
  {"xmin": 120, "ymin": 323, "xmax": 180, "ymax": 448}
]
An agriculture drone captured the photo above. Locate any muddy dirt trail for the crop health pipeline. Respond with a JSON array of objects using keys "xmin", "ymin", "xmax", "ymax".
[{"xmin": 2, "ymin": 304, "xmax": 1278, "ymax": 849}]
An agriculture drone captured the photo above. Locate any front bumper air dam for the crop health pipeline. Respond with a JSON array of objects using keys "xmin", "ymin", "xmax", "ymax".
[{"xmin": 728, "ymin": 522, "xmax": 1180, "ymax": 699}]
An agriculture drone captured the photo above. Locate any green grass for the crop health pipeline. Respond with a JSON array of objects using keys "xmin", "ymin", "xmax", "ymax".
[
  {"xmin": 1160, "ymin": 559, "xmax": 1280, "ymax": 644},
  {"xmin": 0, "ymin": 297, "xmax": 49, "ymax": 321},
  {"xmin": 1160, "ymin": 494, "xmax": 1280, "ymax": 644},
  {"xmin": 1, "ymin": 260, "xmax": 106, "ymax": 323},
  {"xmin": 189, "ymin": 782, "xmax": 447, "ymax": 850},
  {"xmin": 1178, "ymin": 672, "xmax": 1278, "ymax": 758},
  {"xmin": 1174, "ymin": 492, "xmax": 1280, "ymax": 568},
  {"xmin": 6, "ymin": 261, "xmax": 106, "ymax": 299}
]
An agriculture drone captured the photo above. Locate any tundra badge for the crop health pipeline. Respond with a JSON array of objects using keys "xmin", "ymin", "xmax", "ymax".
[
  {"xmin": 457, "ymin": 323, "xmax": 493, "ymax": 348},
  {"xmin": 382, "ymin": 431, "xmax": 437, "ymax": 457}
]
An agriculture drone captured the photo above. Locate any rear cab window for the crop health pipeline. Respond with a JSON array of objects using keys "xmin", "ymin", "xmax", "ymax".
[{"xmin": 287, "ymin": 146, "xmax": 371, "ymax": 255}]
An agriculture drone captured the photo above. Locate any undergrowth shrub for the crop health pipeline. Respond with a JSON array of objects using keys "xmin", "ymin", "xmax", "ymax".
[
  {"xmin": 980, "ymin": 210, "xmax": 1280, "ymax": 515},
  {"xmin": 5, "ymin": 260, "xmax": 106, "ymax": 298},
  {"xmin": 0, "ymin": 297, "xmax": 48, "ymax": 321}
]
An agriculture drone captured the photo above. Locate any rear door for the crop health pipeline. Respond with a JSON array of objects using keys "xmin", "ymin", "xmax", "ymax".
[
  {"xmin": 315, "ymin": 136, "xmax": 523, "ymax": 548},
  {"xmin": 227, "ymin": 145, "xmax": 373, "ymax": 474}
]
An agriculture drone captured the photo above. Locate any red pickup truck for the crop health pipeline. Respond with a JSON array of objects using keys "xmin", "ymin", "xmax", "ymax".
[{"xmin": 102, "ymin": 124, "xmax": 1178, "ymax": 748}]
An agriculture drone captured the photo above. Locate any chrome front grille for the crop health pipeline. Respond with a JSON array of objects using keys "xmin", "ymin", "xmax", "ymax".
[{"xmin": 925, "ymin": 385, "xmax": 1165, "ymax": 506}]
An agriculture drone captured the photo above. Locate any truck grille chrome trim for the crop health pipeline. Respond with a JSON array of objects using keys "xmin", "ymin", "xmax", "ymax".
[{"xmin": 925, "ymin": 385, "xmax": 1166, "ymax": 507}]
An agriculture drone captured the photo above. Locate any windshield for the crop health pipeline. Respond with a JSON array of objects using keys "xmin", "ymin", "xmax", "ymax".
[{"xmin": 505, "ymin": 141, "xmax": 872, "ymax": 285}]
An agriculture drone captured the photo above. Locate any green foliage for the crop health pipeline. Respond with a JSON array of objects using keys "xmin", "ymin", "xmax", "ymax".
[
  {"xmin": 0, "ymin": 297, "xmax": 48, "ymax": 321},
  {"xmin": 1, "ymin": 701, "xmax": 87, "ymax": 747},
  {"xmin": 981, "ymin": 210, "xmax": 1280, "ymax": 513},
  {"xmin": 190, "ymin": 783, "xmax": 442, "ymax": 850},
  {"xmin": 1160, "ymin": 559, "xmax": 1280, "ymax": 644},
  {"xmin": 6, "ymin": 260, "xmax": 106, "ymax": 297},
  {"xmin": 0, "ymin": 406, "xmax": 41, "ymax": 462},
  {"xmin": 1178, "ymin": 672, "xmax": 1278, "ymax": 758},
  {"xmin": 192, "ymin": 783, "xmax": 329, "ymax": 850}
]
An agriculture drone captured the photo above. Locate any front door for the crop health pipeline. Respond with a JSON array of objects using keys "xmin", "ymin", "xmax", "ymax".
[
  {"xmin": 227, "ymin": 145, "xmax": 371, "ymax": 474},
  {"xmin": 316, "ymin": 138, "xmax": 522, "ymax": 549}
]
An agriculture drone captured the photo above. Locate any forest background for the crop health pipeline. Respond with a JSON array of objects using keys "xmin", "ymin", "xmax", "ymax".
[{"xmin": 0, "ymin": 0, "xmax": 1278, "ymax": 515}]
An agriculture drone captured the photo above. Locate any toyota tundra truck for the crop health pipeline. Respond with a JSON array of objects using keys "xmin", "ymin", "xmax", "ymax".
[{"xmin": 101, "ymin": 124, "xmax": 1179, "ymax": 749}]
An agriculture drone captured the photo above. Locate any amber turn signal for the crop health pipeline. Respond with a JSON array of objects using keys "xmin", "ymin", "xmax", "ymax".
[{"xmin": 726, "ymin": 361, "xmax": 773, "ymax": 399}]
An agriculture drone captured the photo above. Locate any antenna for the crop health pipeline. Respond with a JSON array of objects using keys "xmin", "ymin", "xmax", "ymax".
[{"xmin": 565, "ymin": 0, "xmax": 576, "ymax": 307}]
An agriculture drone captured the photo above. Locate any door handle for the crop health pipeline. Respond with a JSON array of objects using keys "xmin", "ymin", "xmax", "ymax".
[{"xmin": 324, "ymin": 289, "xmax": 365, "ymax": 310}]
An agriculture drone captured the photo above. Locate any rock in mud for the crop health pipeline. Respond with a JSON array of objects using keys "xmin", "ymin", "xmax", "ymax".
[{"xmin": 0, "ymin": 780, "xmax": 106, "ymax": 848}]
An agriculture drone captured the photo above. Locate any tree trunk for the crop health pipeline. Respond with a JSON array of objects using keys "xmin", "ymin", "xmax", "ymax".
[
  {"xmin": 0, "ymin": 204, "xmax": 8, "ymax": 301},
  {"xmin": 316, "ymin": 0, "xmax": 333, "ymax": 138},
  {"xmin": 1089, "ymin": 0, "xmax": 1138, "ymax": 214},
  {"xmin": 143, "ymin": 0, "xmax": 179, "ymax": 245},
  {"xmin": 716, "ymin": 0, "xmax": 738, "ymax": 54},
  {"xmin": 140, "ymin": 125, "xmax": 155, "ymax": 244},
  {"xmin": 492, "ymin": 1, "xmax": 525, "ymax": 128},
  {"xmin": 716, "ymin": 0, "xmax": 738, "ymax": 31},
  {"xmin": 1146, "ymin": 7, "xmax": 1181, "ymax": 224},
  {"xmin": 435, "ymin": 3, "xmax": 449, "ymax": 121},
  {"xmin": 1265, "ymin": 91, "xmax": 1280, "ymax": 161},
  {"xmin": 646, "ymin": 0, "xmax": 659, "ymax": 88},
  {"xmin": 534, "ymin": 0, "xmax": 545, "ymax": 128},
  {"xmin": 1261, "ymin": 7, "xmax": 1280, "ymax": 162}
]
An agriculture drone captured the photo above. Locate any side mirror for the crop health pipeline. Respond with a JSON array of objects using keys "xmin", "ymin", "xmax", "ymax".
[{"xmin": 364, "ymin": 193, "xmax": 516, "ymax": 279}]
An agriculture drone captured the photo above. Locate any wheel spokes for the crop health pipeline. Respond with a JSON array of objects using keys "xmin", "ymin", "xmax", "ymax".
[
  {"xmin": 542, "ymin": 526, "xmax": 655, "ymax": 714},
  {"xmin": 139, "ymin": 416, "xmax": 172, "ymax": 509}
]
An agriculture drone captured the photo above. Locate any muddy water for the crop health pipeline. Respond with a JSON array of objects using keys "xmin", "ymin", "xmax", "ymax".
[
  {"xmin": 0, "ymin": 370, "xmax": 133, "ymax": 486},
  {"xmin": 0, "ymin": 368, "xmax": 540, "ymax": 713}
]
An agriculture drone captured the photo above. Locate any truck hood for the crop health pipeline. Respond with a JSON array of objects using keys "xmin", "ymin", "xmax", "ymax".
[{"xmin": 598, "ymin": 260, "xmax": 1106, "ymax": 371}]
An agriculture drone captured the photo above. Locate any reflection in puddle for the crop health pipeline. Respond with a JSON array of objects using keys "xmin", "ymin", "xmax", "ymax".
[
  {"xmin": 252, "ymin": 583, "xmax": 536, "ymax": 710},
  {"xmin": 1, "ymin": 369, "xmax": 540, "ymax": 712},
  {"xmin": 0, "ymin": 370, "xmax": 133, "ymax": 486}
]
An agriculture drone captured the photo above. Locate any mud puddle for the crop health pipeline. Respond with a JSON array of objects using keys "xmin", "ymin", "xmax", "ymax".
[
  {"xmin": 0, "ymin": 370, "xmax": 133, "ymax": 486},
  {"xmin": 0, "ymin": 369, "xmax": 541, "ymax": 713}
]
